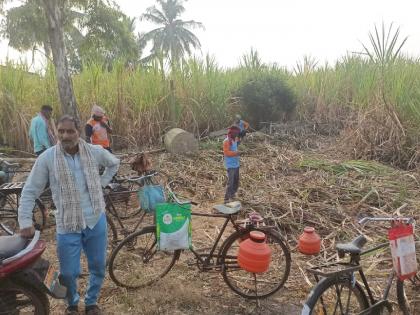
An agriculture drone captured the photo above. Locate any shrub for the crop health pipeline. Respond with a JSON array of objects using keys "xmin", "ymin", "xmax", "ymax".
[{"xmin": 236, "ymin": 72, "xmax": 297, "ymax": 126}]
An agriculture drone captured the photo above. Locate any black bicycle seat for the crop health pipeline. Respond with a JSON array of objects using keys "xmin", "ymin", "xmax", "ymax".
[
  {"xmin": 336, "ymin": 235, "xmax": 367, "ymax": 255},
  {"xmin": 0, "ymin": 234, "xmax": 28, "ymax": 260}
]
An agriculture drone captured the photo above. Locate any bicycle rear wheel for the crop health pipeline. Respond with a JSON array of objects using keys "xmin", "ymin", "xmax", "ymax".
[
  {"xmin": 108, "ymin": 225, "xmax": 179, "ymax": 288},
  {"xmin": 302, "ymin": 276, "xmax": 369, "ymax": 315},
  {"xmin": 219, "ymin": 228, "xmax": 291, "ymax": 299}
]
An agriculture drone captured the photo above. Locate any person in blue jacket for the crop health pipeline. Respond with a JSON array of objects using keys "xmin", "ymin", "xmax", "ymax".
[
  {"xmin": 234, "ymin": 114, "xmax": 249, "ymax": 144},
  {"xmin": 29, "ymin": 105, "xmax": 56, "ymax": 156}
]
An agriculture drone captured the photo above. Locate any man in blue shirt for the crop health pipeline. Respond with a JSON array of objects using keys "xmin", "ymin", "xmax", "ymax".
[
  {"xmin": 29, "ymin": 105, "xmax": 55, "ymax": 156},
  {"xmin": 19, "ymin": 115, "xmax": 120, "ymax": 315}
]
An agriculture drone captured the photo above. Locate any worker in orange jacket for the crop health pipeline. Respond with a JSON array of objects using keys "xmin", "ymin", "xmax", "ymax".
[
  {"xmin": 85, "ymin": 105, "xmax": 112, "ymax": 152},
  {"xmin": 223, "ymin": 126, "xmax": 241, "ymax": 203}
]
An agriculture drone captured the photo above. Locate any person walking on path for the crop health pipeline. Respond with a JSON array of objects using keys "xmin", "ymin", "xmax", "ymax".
[
  {"xmin": 19, "ymin": 115, "xmax": 120, "ymax": 315},
  {"xmin": 29, "ymin": 105, "xmax": 56, "ymax": 156},
  {"xmin": 85, "ymin": 105, "xmax": 112, "ymax": 152},
  {"xmin": 223, "ymin": 126, "xmax": 241, "ymax": 203}
]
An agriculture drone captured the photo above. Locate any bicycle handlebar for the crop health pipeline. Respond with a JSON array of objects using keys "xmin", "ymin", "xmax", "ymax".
[
  {"xmin": 0, "ymin": 158, "xmax": 20, "ymax": 168},
  {"xmin": 126, "ymin": 171, "xmax": 158, "ymax": 183},
  {"xmin": 166, "ymin": 180, "xmax": 198, "ymax": 206},
  {"xmin": 358, "ymin": 216, "xmax": 415, "ymax": 225}
]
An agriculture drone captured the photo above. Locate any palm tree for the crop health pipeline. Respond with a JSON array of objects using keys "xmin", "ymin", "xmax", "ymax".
[{"xmin": 140, "ymin": 0, "xmax": 204, "ymax": 71}]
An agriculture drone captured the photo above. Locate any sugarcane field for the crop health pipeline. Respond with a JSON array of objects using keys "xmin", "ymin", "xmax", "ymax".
[{"xmin": 1, "ymin": 1, "xmax": 420, "ymax": 315}]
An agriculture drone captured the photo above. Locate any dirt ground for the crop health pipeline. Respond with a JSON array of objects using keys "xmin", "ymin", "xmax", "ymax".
[{"xmin": 8, "ymin": 131, "xmax": 420, "ymax": 314}]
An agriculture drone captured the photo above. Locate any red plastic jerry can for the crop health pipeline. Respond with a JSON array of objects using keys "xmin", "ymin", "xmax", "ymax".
[{"xmin": 238, "ymin": 231, "xmax": 272, "ymax": 273}]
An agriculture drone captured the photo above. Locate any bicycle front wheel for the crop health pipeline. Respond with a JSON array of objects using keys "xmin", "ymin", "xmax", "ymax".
[
  {"xmin": 397, "ymin": 276, "xmax": 420, "ymax": 315},
  {"xmin": 396, "ymin": 242, "xmax": 420, "ymax": 315},
  {"xmin": 108, "ymin": 225, "xmax": 179, "ymax": 288},
  {"xmin": 302, "ymin": 276, "xmax": 369, "ymax": 315},
  {"xmin": 220, "ymin": 228, "xmax": 291, "ymax": 299}
]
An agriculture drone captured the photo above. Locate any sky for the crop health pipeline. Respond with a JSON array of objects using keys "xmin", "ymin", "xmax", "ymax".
[{"xmin": 1, "ymin": 0, "xmax": 420, "ymax": 70}]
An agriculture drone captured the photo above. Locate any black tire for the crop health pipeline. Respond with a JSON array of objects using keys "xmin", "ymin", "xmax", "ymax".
[
  {"xmin": 0, "ymin": 279, "xmax": 49, "ymax": 315},
  {"xmin": 302, "ymin": 276, "xmax": 369, "ymax": 315},
  {"xmin": 397, "ymin": 274, "xmax": 420, "ymax": 315},
  {"xmin": 219, "ymin": 228, "xmax": 291, "ymax": 299},
  {"xmin": 108, "ymin": 225, "xmax": 179, "ymax": 288},
  {"xmin": 0, "ymin": 198, "xmax": 46, "ymax": 235},
  {"xmin": 32, "ymin": 199, "xmax": 47, "ymax": 230},
  {"xmin": 106, "ymin": 213, "xmax": 119, "ymax": 248},
  {"xmin": 396, "ymin": 241, "xmax": 420, "ymax": 315}
]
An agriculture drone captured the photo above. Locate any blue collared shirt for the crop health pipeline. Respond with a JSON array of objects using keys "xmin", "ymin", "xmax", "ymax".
[
  {"xmin": 29, "ymin": 114, "xmax": 52, "ymax": 153},
  {"xmin": 18, "ymin": 143, "xmax": 120, "ymax": 234}
]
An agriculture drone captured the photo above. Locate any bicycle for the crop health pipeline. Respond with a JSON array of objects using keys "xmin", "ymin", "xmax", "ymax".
[
  {"xmin": 301, "ymin": 216, "xmax": 418, "ymax": 315},
  {"xmin": 108, "ymin": 182, "xmax": 291, "ymax": 299},
  {"xmin": 0, "ymin": 158, "xmax": 46, "ymax": 235},
  {"xmin": 104, "ymin": 171, "xmax": 165, "ymax": 246}
]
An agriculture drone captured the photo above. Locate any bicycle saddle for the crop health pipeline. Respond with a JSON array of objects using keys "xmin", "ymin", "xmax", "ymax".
[
  {"xmin": 336, "ymin": 235, "xmax": 367, "ymax": 255},
  {"xmin": 213, "ymin": 201, "xmax": 241, "ymax": 214},
  {"xmin": 0, "ymin": 234, "xmax": 28, "ymax": 260}
]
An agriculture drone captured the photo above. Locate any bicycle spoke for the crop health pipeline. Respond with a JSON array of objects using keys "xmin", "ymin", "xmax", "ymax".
[
  {"xmin": 312, "ymin": 279, "xmax": 366, "ymax": 315},
  {"xmin": 109, "ymin": 226, "xmax": 177, "ymax": 288},
  {"xmin": 221, "ymin": 229, "xmax": 291, "ymax": 299}
]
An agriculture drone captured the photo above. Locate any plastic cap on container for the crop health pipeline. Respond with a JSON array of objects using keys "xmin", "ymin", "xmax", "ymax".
[
  {"xmin": 250, "ymin": 231, "xmax": 266, "ymax": 241},
  {"xmin": 304, "ymin": 226, "xmax": 315, "ymax": 233}
]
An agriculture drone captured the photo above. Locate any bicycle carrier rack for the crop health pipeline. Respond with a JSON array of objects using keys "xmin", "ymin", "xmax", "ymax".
[
  {"xmin": 307, "ymin": 262, "xmax": 362, "ymax": 278},
  {"xmin": 0, "ymin": 182, "xmax": 25, "ymax": 194}
]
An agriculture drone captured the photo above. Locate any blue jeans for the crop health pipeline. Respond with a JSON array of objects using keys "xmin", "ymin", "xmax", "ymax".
[
  {"xmin": 225, "ymin": 167, "xmax": 239, "ymax": 202},
  {"xmin": 56, "ymin": 213, "xmax": 107, "ymax": 307}
]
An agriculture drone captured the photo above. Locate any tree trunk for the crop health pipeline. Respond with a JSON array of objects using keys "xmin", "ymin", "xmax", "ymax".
[
  {"xmin": 43, "ymin": 41, "xmax": 51, "ymax": 61},
  {"xmin": 42, "ymin": 0, "xmax": 80, "ymax": 121},
  {"xmin": 168, "ymin": 79, "xmax": 176, "ymax": 127}
]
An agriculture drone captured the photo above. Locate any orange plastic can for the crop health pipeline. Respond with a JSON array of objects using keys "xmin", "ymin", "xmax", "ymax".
[
  {"xmin": 298, "ymin": 226, "xmax": 321, "ymax": 255},
  {"xmin": 238, "ymin": 231, "xmax": 272, "ymax": 273}
]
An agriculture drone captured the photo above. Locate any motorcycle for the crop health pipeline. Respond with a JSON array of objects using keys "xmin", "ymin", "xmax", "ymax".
[{"xmin": 0, "ymin": 230, "xmax": 66, "ymax": 315}]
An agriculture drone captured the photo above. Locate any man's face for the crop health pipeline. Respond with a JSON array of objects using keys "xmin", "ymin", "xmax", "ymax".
[
  {"xmin": 43, "ymin": 110, "xmax": 52, "ymax": 120},
  {"xmin": 57, "ymin": 120, "xmax": 80, "ymax": 151}
]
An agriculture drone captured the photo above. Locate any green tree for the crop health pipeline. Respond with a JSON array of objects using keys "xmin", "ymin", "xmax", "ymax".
[
  {"xmin": 1, "ymin": 0, "xmax": 50, "ymax": 57},
  {"xmin": 140, "ymin": 0, "xmax": 204, "ymax": 71},
  {"xmin": 78, "ymin": 1, "xmax": 139, "ymax": 70},
  {"xmin": 0, "ymin": 0, "xmax": 140, "ymax": 118},
  {"xmin": 1, "ymin": 0, "xmax": 139, "ymax": 71}
]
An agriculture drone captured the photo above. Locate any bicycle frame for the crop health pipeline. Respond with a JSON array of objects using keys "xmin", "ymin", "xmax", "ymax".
[
  {"xmin": 104, "ymin": 190, "xmax": 145, "ymax": 235},
  {"xmin": 180, "ymin": 210, "xmax": 271, "ymax": 272},
  {"xmin": 187, "ymin": 211, "xmax": 237, "ymax": 271},
  {"xmin": 309, "ymin": 241, "xmax": 400, "ymax": 314},
  {"xmin": 104, "ymin": 172, "xmax": 161, "ymax": 236}
]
